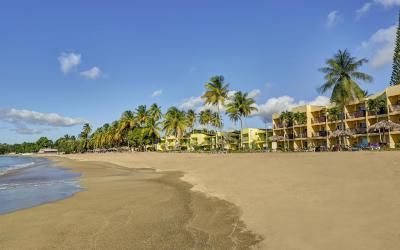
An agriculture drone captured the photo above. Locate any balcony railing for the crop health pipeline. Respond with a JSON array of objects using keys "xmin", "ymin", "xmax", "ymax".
[
  {"xmin": 312, "ymin": 131, "xmax": 328, "ymax": 137},
  {"xmin": 389, "ymin": 104, "xmax": 400, "ymax": 113},
  {"xmin": 350, "ymin": 128, "xmax": 367, "ymax": 134},
  {"xmin": 346, "ymin": 110, "xmax": 366, "ymax": 119},
  {"xmin": 295, "ymin": 132, "xmax": 307, "ymax": 139},
  {"xmin": 312, "ymin": 116, "xmax": 326, "ymax": 124}
]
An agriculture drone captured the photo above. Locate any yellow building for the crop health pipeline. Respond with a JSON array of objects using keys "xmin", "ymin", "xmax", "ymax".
[
  {"xmin": 240, "ymin": 128, "xmax": 272, "ymax": 150},
  {"xmin": 272, "ymin": 85, "xmax": 400, "ymax": 150}
]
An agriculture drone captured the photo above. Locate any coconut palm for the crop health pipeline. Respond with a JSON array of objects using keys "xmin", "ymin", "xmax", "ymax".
[
  {"xmin": 186, "ymin": 109, "xmax": 196, "ymax": 133},
  {"xmin": 117, "ymin": 110, "xmax": 136, "ymax": 147},
  {"xmin": 202, "ymin": 75, "xmax": 229, "ymax": 148},
  {"xmin": 367, "ymin": 95, "xmax": 387, "ymax": 142},
  {"xmin": 149, "ymin": 103, "xmax": 162, "ymax": 121},
  {"xmin": 226, "ymin": 91, "xmax": 258, "ymax": 129},
  {"xmin": 79, "ymin": 123, "xmax": 91, "ymax": 151},
  {"xmin": 226, "ymin": 105, "xmax": 241, "ymax": 129},
  {"xmin": 135, "ymin": 105, "xmax": 149, "ymax": 127},
  {"xmin": 143, "ymin": 118, "xmax": 161, "ymax": 150},
  {"xmin": 163, "ymin": 107, "xmax": 187, "ymax": 149},
  {"xmin": 318, "ymin": 49, "xmax": 373, "ymax": 147},
  {"xmin": 199, "ymin": 109, "xmax": 213, "ymax": 131}
]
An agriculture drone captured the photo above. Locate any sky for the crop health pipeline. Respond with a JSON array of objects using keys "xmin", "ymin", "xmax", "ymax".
[{"xmin": 0, "ymin": 0, "xmax": 399, "ymax": 143}]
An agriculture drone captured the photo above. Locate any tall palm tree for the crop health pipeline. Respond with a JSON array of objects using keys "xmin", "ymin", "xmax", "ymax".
[
  {"xmin": 226, "ymin": 106, "xmax": 241, "ymax": 129},
  {"xmin": 143, "ymin": 118, "xmax": 161, "ymax": 150},
  {"xmin": 186, "ymin": 109, "xmax": 196, "ymax": 133},
  {"xmin": 318, "ymin": 49, "xmax": 373, "ymax": 147},
  {"xmin": 163, "ymin": 107, "xmax": 187, "ymax": 149},
  {"xmin": 117, "ymin": 110, "xmax": 136, "ymax": 147},
  {"xmin": 149, "ymin": 103, "xmax": 162, "ymax": 121},
  {"xmin": 199, "ymin": 109, "xmax": 213, "ymax": 131},
  {"xmin": 226, "ymin": 91, "xmax": 258, "ymax": 129},
  {"xmin": 202, "ymin": 75, "xmax": 229, "ymax": 148},
  {"xmin": 79, "ymin": 123, "xmax": 91, "ymax": 151},
  {"xmin": 367, "ymin": 95, "xmax": 387, "ymax": 143},
  {"xmin": 135, "ymin": 105, "xmax": 149, "ymax": 127}
]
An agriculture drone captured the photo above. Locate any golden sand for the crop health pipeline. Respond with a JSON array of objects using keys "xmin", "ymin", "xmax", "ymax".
[
  {"xmin": 0, "ymin": 158, "xmax": 261, "ymax": 249},
  {"xmin": 60, "ymin": 151, "xmax": 400, "ymax": 250}
]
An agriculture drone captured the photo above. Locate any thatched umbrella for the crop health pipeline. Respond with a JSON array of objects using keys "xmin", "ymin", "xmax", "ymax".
[
  {"xmin": 329, "ymin": 129, "xmax": 355, "ymax": 138},
  {"xmin": 368, "ymin": 120, "xmax": 400, "ymax": 143}
]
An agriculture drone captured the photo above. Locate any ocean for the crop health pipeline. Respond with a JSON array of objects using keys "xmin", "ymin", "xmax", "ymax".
[{"xmin": 0, "ymin": 156, "xmax": 82, "ymax": 214}]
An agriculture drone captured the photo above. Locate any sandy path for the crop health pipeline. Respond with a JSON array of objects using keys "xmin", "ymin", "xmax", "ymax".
[{"xmin": 63, "ymin": 151, "xmax": 400, "ymax": 250}]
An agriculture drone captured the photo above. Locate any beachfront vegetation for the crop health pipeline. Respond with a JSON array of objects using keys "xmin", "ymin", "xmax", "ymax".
[
  {"xmin": 0, "ymin": 76, "xmax": 260, "ymax": 154},
  {"xmin": 318, "ymin": 49, "xmax": 373, "ymax": 146},
  {"xmin": 390, "ymin": 13, "xmax": 400, "ymax": 86}
]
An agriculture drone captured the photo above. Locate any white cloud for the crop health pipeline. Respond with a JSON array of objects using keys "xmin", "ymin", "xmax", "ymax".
[
  {"xmin": 356, "ymin": 3, "xmax": 372, "ymax": 19},
  {"xmin": 58, "ymin": 52, "xmax": 81, "ymax": 74},
  {"xmin": 356, "ymin": 0, "xmax": 400, "ymax": 17},
  {"xmin": 80, "ymin": 67, "xmax": 103, "ymax": 79},
  {"xmin": 361, "ymin": 25, "xmax": 396, "ymax": 68},
  {"xmin": 151, "ymin": 89, "xmax": 163, "ymax": 98},
  {"xmin": 180, "ymin": 96, "xmax": 204, "ymax": 110},
  {"xmin": 326, "ymin": 10, "xmax": 342, "ymax": 28},
  {"xmin": 0, "ymin": 108, "xmax": 87, "ymax": 135},
  {"xmin": 253, "ymin": 95, "xmax": 330, "ymax": 123},
  {"xmin": 248, "ymin": 89, "xmax": 261, "ymax": 99}
]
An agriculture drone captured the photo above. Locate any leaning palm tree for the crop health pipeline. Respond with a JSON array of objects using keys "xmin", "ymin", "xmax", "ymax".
[
  {"xmin": 318, "ymin": 49, "xmax": 373, "ymax": 147},
  {"xmin": 186, "ymin": 109, "xmax": 196, "ymax": 133},
  {"xmin": 162, "ymin": 107, "xmax": 187, "ymax": 150},
  {"xmin": 202, "ymin": 75, "xmax": 229, "ymax": 148}
]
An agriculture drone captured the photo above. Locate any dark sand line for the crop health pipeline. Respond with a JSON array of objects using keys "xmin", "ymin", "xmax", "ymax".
[{"xmin": 0, "ymin": 157, "xmax": 262, "ymax": 249}]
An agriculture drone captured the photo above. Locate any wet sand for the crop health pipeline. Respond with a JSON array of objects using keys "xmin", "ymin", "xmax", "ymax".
[
  {"xmin": 61, "ymin": 151, "xmax": 400, "ymax": 250},
  {"xmin": 0, "ymin": 158, "xmax": 261, "ymax": 249}
]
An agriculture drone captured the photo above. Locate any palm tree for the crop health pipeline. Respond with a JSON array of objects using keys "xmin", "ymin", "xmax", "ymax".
[
  {"xmin": 186, "ymin": 109, "xmax": 196, "ymax": 133},
  {"xmin": 162, "ymin": 107, "xmax": 187, "ymax": 149},
  {"xmin": 135, "ymin": 105, "xmax": 149, "ymax": 127},
  {"xmin": 318, "ymin": 49, "xmax": 373, "ymax": 147},
  {"xmin": 79, "ymin": 123, "xmax": 91, "ymax": 151},
  {"xmin": 367, "ymin": 95, "xmax": 387, "ymax": 143},
  {"xmin": 143, "ymin": 118, "xmax": 161, "ymax": 150},
  {"xmin": 199, "ymin": 109, "xmax": 213, "ymax": 131},
  {"xmin": 226, "ymin": 91, "xmax": 258, "ymax": 129},
  {"xmin": 227, "ymin": 106, "xmax": 241, "ymax": 129},
  {"xmin": 279, "ymin": 111, "xmax": 294, "ymax": 151},
  {"xmin": 117, "ymin": 110, "xmax": 136, "ymax": 147},
  {"xmin": 149, "ymin": 103, "xmax": 162, "ymax": 121},
  {"xmin": 293, "ymin": 112, "xmax": 307, "ymax": 149},
  {"xmin": 202, "ymin": 75, "xmax": 229, "ymax": 148}
]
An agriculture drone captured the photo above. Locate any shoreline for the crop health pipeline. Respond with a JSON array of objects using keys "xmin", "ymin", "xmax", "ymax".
[{"xmin": 0, "ymin": 156, "xmax": 262, "ymax": 249}]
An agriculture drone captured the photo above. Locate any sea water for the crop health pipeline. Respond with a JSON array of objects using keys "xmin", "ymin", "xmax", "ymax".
[{"xmin": 0, "ymin": 156, "xmax": 81, "ymax": 214}]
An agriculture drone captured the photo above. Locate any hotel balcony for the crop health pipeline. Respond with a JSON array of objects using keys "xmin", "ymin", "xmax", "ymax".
[
  {"xmin": 294, "ymin": 132, "xmax": 308, "ymax": 139},
  {"xmin": 346, "ymin": 110, "xmax": 366, "ymax": 119},
  {"xmin": 312, "ymin": 131, "xmax": 328, "ymax": 137},
  {"xmin": 350, "ymin": 128, "xmax": 367, "ymax": 135},
  {"xmin": 312, "ymin": 116, "xmax": 326, "ymax": 124},
  {"xmin": 389, "ymin": 104, "xmax": 400, "ymax": 113}
]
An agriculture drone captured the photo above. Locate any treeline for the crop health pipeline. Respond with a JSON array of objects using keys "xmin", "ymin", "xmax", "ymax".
[{"xmin": 0, "ymin": 76, "xmax": 258, "ymax": 154}]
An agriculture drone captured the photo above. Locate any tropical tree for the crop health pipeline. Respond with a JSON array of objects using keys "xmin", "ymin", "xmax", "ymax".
[
  {"xmin": 162, "ymin": 107, "xmax": 187, "ymax": 149},
  {"xmin": 279, "ymin": 111, "xmax": 294, "ymax": 151},
  {"xmin": 226, "ymin": 91, "xmax": 258, "ymax": 129},
  {"xmin": 142, "ymin": 118, "xmax": 161, "ymax": 150},
  {"xmin": 202, "ymin": 75, "xmax": 229, "ymax": 148},
  {"xmin": 149, "ymin": 103, "xmax": 162, "ymax": 121},
  {"xmin": 199, "ymin": 109, "xmax": 213, "ymax": 131},
  {"xmin": 79, "ymin": 123, "xmax": 92, "ymax": 151},
  {"xmin": 117, "ymin": 110, "xmax": 136, "ymax": 147},
  {"xmin": 135, "ymin": 105, "xmax": 149, "ymax": 127},
  {"xmin": 367, "ymin": 95, "xmax": 388, "ymax": 142},
  {"xmin": 390, "ymin": 11, "xmax": 400, "ymax": 86},
  {"xmin": 318, "ymin": 49, "xmax": 373, "ymax": 147},
  {"xmin": 186, "ymin": 109, "xmax": 196, "ymax": 133},
  {"xmin": 293, "ymin": 112, "xmax": 307, "ymax": 149}
]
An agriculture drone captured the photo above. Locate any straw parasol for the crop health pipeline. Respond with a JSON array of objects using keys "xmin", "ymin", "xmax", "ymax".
[
  {"xmin": 368, "ymin": 120, "xmax": 400, "ymax": 132},
  {"xmin": 368, "ymin": 120, "xmax": 400, "ymax": 144},
  {"xmin": 329, "ymin": 129, "xmax": 355, "ymax": 138}
]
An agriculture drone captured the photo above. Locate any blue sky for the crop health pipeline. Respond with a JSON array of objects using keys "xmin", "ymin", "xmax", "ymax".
[{"xmin": 0, "ymin": 0, "xmax": 398, "ymax": 143}]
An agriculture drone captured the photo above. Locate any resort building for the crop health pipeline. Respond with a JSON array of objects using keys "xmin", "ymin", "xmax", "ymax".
[
  {"xmin": 240, "ymin": 128, "xmax": 272, "ymax": 150},
  {"xmin": 272, "ymin": 85, "xmax": 400, "ymax": 150}
]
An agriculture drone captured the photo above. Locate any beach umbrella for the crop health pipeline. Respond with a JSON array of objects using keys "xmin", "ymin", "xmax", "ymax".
[
  {"xmin": 368, "ymin": 120, "xmax": 400, "ymax": 131},
  {"xmin": 329, "ymin": 129, "xmax": 355, "ymax": 138},
  {"xmin": 368, "ymin": 120, "xmax": 400, "ymax": 144}
]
